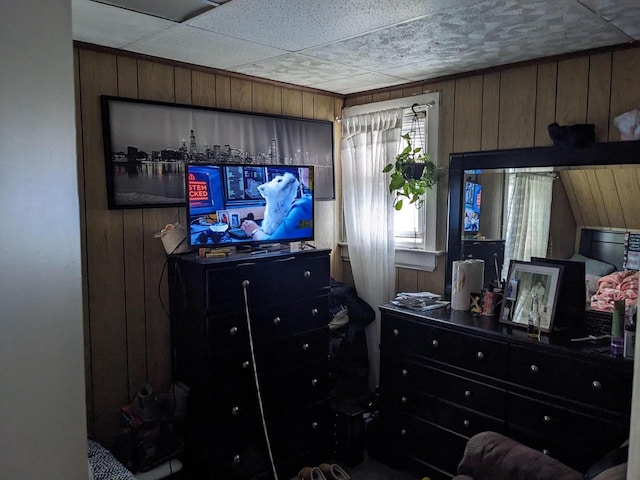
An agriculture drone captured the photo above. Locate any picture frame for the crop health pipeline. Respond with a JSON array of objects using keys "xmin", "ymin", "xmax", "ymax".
[
  {"xmin": 499, "ymin": 261, "xmax": 563, "ymax": 333},
  {"xmin": 230, "ymin": 213, "xmax": 240, "ymax": 228},
  {"xmin": 216, "ymin": 210, "xmax": 230, "ymax": 226},
  {"xmin": 100, "ymin": 95, "xmax": 335, "ymax": 209}
]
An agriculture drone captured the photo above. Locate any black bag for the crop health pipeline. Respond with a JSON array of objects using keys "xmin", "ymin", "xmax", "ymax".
[
  {"xmin": 548, "ymin": 122, "xmax": 595, "ymax": 148},
  {"xmin": 329, "ymin": 279, "xmax": 375, "ymax": 327}
]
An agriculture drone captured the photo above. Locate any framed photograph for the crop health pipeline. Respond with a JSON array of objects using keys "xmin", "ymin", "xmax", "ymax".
[
  {"xmin": 100, "ymin": 95, "xmax": 335, "ymax": 209},
  {"xmin": 230, "ymin": 213, "xmax": 240, "ymax": 228},
  {"xmin": 499, "ymin": 261, "xmax": 563, "ymax": 333},
  {"xmin": 216, "ymin": 210, "xmax": 230, "ymax": 226}
]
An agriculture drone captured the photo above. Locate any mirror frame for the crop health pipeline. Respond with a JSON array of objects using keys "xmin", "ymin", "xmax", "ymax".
[{"xmin": 445, "ymin": 139, "xmax": 640, "ymax": 300}]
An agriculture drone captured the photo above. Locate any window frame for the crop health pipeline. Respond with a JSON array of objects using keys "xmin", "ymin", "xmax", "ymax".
[{"xmin": 340, "ymin": 92, "xmax": 442, "ymax": 271}]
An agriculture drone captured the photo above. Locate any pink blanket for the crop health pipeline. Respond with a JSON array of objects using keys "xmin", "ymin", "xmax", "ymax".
[{"xmin": 591, "ymin": 271, "xmax": 638, "ymax": 312}]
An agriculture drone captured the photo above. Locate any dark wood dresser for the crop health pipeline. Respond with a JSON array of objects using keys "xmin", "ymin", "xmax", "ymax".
[
  {"xmin": 373, "ymin": 305, "xmax": 633, "ymax": 479},
  {"xmin": 168, "ymin": 249, "xmax": 333, "ymax": 480}
]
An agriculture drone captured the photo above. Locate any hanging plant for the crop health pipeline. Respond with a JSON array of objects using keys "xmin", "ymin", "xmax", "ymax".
[{"xmin": 383, "ymin": 133, "xmax": 440, "ymax": 210}]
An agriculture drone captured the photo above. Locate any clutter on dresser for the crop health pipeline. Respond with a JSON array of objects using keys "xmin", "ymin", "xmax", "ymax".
[{"xmin": 390, "ymin": 291, "xmax": 448, "ymax": 312}]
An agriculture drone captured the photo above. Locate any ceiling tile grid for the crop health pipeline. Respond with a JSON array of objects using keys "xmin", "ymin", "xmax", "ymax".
[
  {"xmin": 125, "ymin": 24, "xmax": 288, "ymax": 69},
  {"xmin": 73, "ymin": 0, "xmax": 640, "ymax": 95}
]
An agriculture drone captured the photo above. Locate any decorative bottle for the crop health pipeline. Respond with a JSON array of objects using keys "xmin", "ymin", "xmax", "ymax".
[
  {"xmin": 611, "ymin": 300, "xmax": 625, "ymax": 355},
  {"xmin": 624, "ymin": 305, "xmax": 636, "ymax": 360}
]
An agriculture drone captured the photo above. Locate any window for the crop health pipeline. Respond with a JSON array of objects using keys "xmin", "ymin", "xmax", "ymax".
[{"xmin": 340, "ymin": 92, "xmax": 441, "ymax": 270}]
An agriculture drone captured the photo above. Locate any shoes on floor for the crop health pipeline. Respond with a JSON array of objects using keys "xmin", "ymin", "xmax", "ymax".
[
  {"xmin": 298, "ymin": 466, "xmax": 327, "ymax": 480},
  {"xmin": 319, "ymin": 463, "xmax": 350, "ymax": 480}
]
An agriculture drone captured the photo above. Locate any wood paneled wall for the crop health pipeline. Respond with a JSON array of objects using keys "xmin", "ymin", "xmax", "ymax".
[
  {"xmin": 74, "ymin": 46, "xmax": 344, "ymax": 445},
  {"xmin": 344, "ymin": 45, "xmax": 640, "ymax": 297}
]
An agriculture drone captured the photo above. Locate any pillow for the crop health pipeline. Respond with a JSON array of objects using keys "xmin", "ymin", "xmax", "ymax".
[{"xmin": 569, "ymin": 254, "xmax": 617, "ymax": 277}]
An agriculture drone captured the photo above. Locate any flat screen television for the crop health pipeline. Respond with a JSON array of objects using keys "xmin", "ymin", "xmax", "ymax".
[
  {"xmin": 186, "ymin": 163, "xmax": 314, "ymax": 249},
  {"xmin": 464, "ymin": 181, "xmax": 482, "ymax": 233}
]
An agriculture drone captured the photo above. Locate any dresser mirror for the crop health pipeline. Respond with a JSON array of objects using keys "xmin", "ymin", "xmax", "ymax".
[{"xmin": 445, "ymin": 140, "xmax": 640, "ymax": 300}]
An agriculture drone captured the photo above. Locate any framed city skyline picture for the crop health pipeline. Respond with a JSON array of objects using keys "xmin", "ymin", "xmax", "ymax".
[{"xmin": 100, "ymin": 95, "xmax": 335, "ymax": 209}]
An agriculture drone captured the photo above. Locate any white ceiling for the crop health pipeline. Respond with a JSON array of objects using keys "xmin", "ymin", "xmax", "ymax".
[{"xmin": 72, "ymin": 0, "xmax": 640, "ymax": 95}]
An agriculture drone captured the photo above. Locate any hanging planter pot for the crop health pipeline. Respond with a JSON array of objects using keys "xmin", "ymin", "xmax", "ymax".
[
  {"xmin": 401, "ymin": 162, "xmax": 425, "ymax": 180},
  {"xmin": 383, "ymin": 133, "xmax": 441, "ymax": 210}
]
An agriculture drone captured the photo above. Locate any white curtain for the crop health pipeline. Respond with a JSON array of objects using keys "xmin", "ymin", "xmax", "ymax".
[
  {"xmin": 502, "ymin": 173, "xmax": 554, "ymax": 280},
  {"xmin": 341, "ymin": 108, "xmax": 404, "ymax": 390}
]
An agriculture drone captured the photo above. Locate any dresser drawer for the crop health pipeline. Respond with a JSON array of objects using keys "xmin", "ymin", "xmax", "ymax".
[
  {"xmin": 269, "ymin": 401, "xmax": 333, "ymax": 461},
  {"xmin": 206, "ymin": 312, "xmax": 250, "ymax": 353},
  {"xmin": 509, "ymin": 345, "xmax": 632, "ymax": 413},
  {"xmin": 383, "ymin": 387, "xmax": 505, "ymax": 437},
  {"xmin": 250, "ymin": 295, "xmax": 329, "ymax": 341},
  {"xmin": 381, "ymin": 313, "xmax": 508, "ymax": 379},
  {"xmin": 205, "ymin": 254, "xmax": 330, "ymax": 313},
  {"xmin": 263, "ymin": 360, "xmax": 331, "ymax": 414},
  {"xmin": 256, "ymin": 327, "xmax": 329, "ymax": 372},
  {"xmin": 377, "ymin": 411, "xmax": 468, "ymax": 475},
  {"xmin": 208, "ymin": 384, "xmax": 263, "ymax": 437},
  {"xmin": 380, "ymin": 356, "xmax": 507, "ymax": 419}
]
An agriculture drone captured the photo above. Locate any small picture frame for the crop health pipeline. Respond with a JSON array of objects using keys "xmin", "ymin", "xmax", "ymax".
[
  {"xmin": 216, "ymin": 210, "xmax": 230, "ymax": 226},
  {"xmin": 230, "ymin": 213, "xmax": 240, "ymax": 228},
  {"xmin": 499, "ymin": 261, "xmax": 563, "ymax": 333}
]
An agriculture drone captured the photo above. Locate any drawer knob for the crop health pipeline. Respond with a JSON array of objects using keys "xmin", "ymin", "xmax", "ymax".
[
  {"xmin": 543, "ymin": 415, "xmax": 551, "ymax": 423},
  {"xmin": 393, "ymin": 328, "xmax": 400, "ymax": 336},
  {"xmin": 311, "ymin": 421, "xmax": 318, "ymax": 429},
  {"xmin": 233, "ymin": 454, "xmax": 241, "ymax": 463},
  {"xmin": 542, "ymin": 449, "xmax": 550, "ymax": 456},
  {"xmin": 476, "ymin": 351, "xmax": 484, "ymax": 360},
  {"xmin": 401, "ymin": 396, "xmax": 408, "ymax": 404},
  {"xmin": 231, "ymin": 406, "xmax": 239, "ymax": 415},
  {"xmin": 273, "ymin": 316, "xmax": 281, "ymax": 325},
  {"xmin": 242, "ymin": 360, "xmax": 250, "ymax": 369},
  {"xmin": 463, "ymin": 419, "xmax": 470, "ymax": 428},
  {"xmin": 432, "ymin": 339, "xmax": 439, "ymax": 348},
  {"xmin": 592, "ymin": 380, "xmax": 602, "ymax": 390},
  {"xmin": 302, "ymin": 343, "xmax": 310, "ymax": 351},
  {"xmin": 464, "ymin": 390, "xmax": 472, "ymax": 398},
  {"xmin": 530, "ymin": 364, "xmax": 539, "ymax": 374},
  {"xmin": 304, "ymin": 271, "xmax": 311, "ymax": 278},
  {"xmin": 401, "ymin": 428, "xmax": 407, "ymax": 436},
  {"xmin": 311, "ymin": 378, "xmax": 318, "ymax": 387},
  {"xmin": 311, "ymin": 308, "xmax": 319, "ymax": 316},
  {"xmin": 401, "ymin": 369, "xmax": 409, "ymax": 377},
  {"xmin": 230, "ymin": 326, "xmax": 239, "ymax": 336}
]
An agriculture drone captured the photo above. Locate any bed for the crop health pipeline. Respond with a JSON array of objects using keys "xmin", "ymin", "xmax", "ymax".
[{"xmin": 576, "ymin": 229, "xmax": 638, "ymax": 314}]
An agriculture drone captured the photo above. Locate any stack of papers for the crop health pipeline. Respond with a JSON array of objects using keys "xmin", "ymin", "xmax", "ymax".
[{"xmin": 390, "ymin": 292, "xmax": 449, "ymax": 311}]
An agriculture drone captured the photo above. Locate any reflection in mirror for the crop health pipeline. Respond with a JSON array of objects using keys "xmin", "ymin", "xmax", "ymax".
[{"xmin": 446, "ymin": 141, "xmax": 640, "ymax": 300}]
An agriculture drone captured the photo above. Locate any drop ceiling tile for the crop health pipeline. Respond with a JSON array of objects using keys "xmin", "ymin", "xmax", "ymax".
[
  {"xmin": 579, "ymin": 0, "xmax": 640, "ymax": 39},
  {"xmin": 187, "ymin": 0, "xmax": 474, "ymax": 51},
  {"xmin": 72, "ymin": 0, "xmax": 175, "ymax": 48},
  {"xmin": 124, "ymin": 25, "xmax": 288, "ymax": 69},
  {"xmin": 304, "ymin": 0, "xmax": 629, "ymax": 72},
  {"xmin": 310, "ymin": 73, "xmax": 411, "ymax": 95},
  {"xmin": 229, "ymin": 54, "xmax": 371, "ymax": 87}
]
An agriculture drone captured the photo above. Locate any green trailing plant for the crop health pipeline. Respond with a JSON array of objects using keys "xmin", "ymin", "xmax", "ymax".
[{"xmin": 383, "ymin": 133, "xmax": 440, "ymax": 210}]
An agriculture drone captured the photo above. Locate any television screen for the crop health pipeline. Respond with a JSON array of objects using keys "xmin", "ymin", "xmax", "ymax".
[
  {"xmin": 464, "ymin": 182, "xmax": 482, "ymax": 233},
  {"xmin": 186, "ymin": 163, "xmax": 314, "ymax": 248}
]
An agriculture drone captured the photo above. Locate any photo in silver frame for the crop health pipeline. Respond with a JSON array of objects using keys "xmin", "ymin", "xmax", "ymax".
[{"xmin": 499, "ymin": 260, "xmax": 563, "ymax": 333}]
